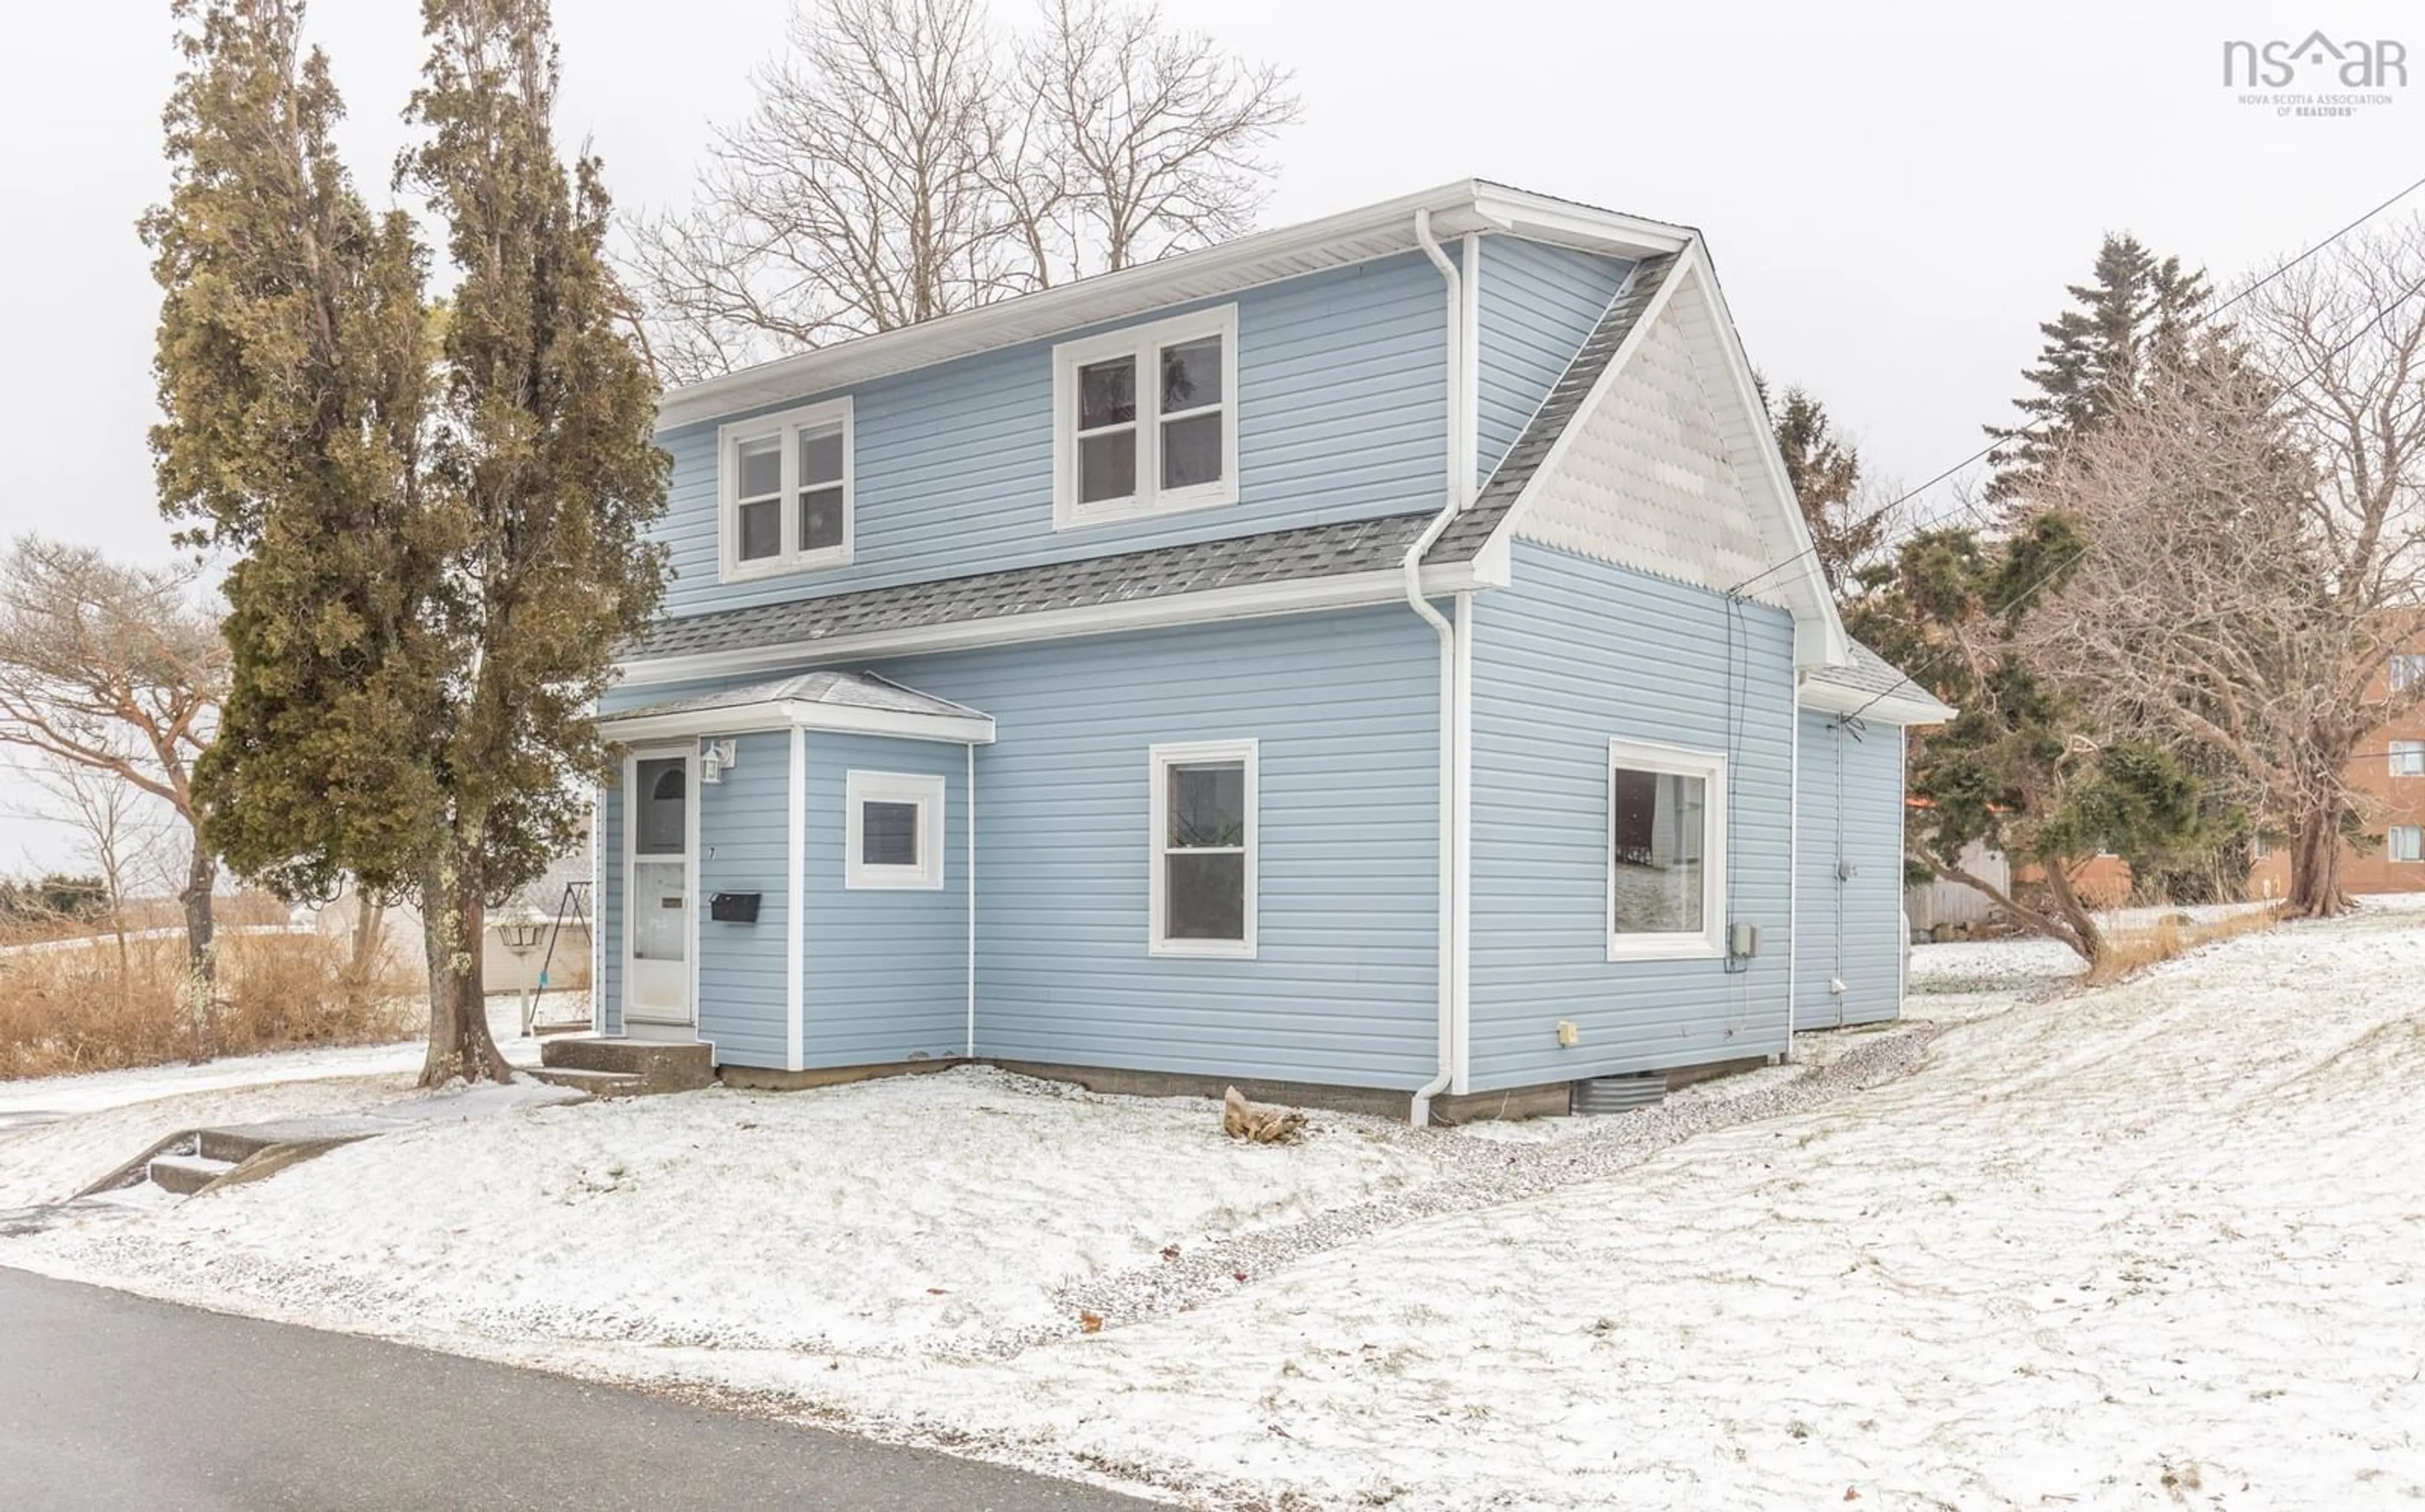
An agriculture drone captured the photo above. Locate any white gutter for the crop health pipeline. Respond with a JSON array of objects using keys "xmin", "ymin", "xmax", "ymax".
[{"xmin": 1407, "ymin": 208, "xmax": 1468, "ymax": 1128}]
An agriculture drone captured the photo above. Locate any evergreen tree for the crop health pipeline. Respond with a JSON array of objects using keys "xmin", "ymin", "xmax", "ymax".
[
  {"xmin": 148, "ymin": 0, "xmax": 668, "ymax": 1085},
  {"xmin": 1759, "ymin": 377, "xmax": 1889, "ymax": 599},
  {"xmin": 1847, "ymin": 520, "xmax": 2214, "ymax": 967},
  {"xmin": 1987, "ymin": 234, "xmax": 2208, "ymax": 505}
]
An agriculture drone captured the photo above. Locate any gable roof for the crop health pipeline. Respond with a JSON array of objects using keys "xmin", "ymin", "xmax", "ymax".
[
  {"xmin": 656, "ymin": 180, "xmax": 1694, "ymax": 431},
  {"xmin": 1798, "ymin": 640, "xmax": 1956, "ymax": 725}
]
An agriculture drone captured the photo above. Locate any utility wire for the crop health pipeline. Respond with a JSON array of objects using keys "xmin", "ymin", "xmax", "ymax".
[
  {"xmin": 1838, "ymin": 254, "xmax": 2425, "ymax": 727},
  {"xmin": 1727, "ymin": 170, "xmax": 2425, "ymax": 602}
]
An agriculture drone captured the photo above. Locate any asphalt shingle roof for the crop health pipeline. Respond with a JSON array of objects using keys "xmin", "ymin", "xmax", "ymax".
[
  {"xmin": 626, "ymin": 255, "xmax": 1684, "ymax": 667},
  {"xmin": 608, "ymin": 670, "xmax": 985, "ymax": 723},
  {"xmin": 1805, "ymin": 640, "xmax": 1938, "ymax": 703}
]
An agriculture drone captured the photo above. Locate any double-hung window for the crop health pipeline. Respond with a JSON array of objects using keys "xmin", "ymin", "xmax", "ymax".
[
  {"xmin": 720, "ymin": 398, "xmax": 853, "ymax": 580},
  {"xmin": 2392, "ymin": 740, "xmax": 2425, "ymax": 777},
  {"xmin": 2394, "ymin": 654, "xmax": 2425, "ymax": 693},
  {"xmin": 1149, "ymin": 739, "xmax": 1257, "ymax": 957},
  {"xmin": 2391, "ymin": 824, "xmax": 2425, "ymax": 864},
  {"xmin": 844, "ymin": 771, "xmax": 945, "ymax": 889},
  {"xmin": 1605, "ymin": 738, "xmax": 1727, "ymax": 961},
  {"xmin": 1054, "ymin": 306, "xmax": 1239, "ymax": 528}
]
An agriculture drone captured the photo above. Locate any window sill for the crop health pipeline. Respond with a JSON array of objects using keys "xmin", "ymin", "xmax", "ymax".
[
  {"xmin": 844, "ymin": 873, "xmax": 945, "ymax": 891},
  {"xmin": 1150, "ymin": 938, "xmax": 1257, "ymax": 960},
  {"xmin": 1605, "ymin": 934, "xmax": 1725, "ymax": 963},
  {"xmin": 1055, "ymin": 487, "xmax": 1238, "ymax": 533},
  {"xmin": 721, "ymin": 548, "xmax": 853, "ymax": 585}
]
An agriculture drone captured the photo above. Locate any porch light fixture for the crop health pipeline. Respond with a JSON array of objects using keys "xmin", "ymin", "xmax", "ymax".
[{"xmin": 700, "ymin": 737, "xmax": 739, "ymax": 784}]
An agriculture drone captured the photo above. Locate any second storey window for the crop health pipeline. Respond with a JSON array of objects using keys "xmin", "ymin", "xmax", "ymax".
[
  {"xmin": 2395, "ymin": 653, "xmax": 2425, "ymax": 692},
  {"xmin": 1054, "ymin": 306, "xmax": 1239, "ymax": 529},
  {"xmin": 720, "ymin": 398, "xmax": 853, "ymax": 580},
  {"xmin": 2393, "ymin": 741, "xmax": 2425, "ymax": 777}
]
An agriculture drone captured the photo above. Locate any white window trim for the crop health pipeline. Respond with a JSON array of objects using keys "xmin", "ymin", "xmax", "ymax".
[
  {"xmin": 2392, "ymin": 740, "xmax": 2425, "ymax": 777},
  {"xmin": 1148, "ymin": 737, "xmax": 1258, "ymax": 959},
  {"xmin": 1605, "ymin": 736, "xmax": 1727, "ymax": 962},
  {"xmin": 844, "ymin": 770, "xmax": 945, "ymax": 890},
  {"xmin": 2391, "ymin": 824, "xmax": 2424, "ymax": 864},
  {"xmin": 719, "ymin": 397, "xmax": 854, "ymax": 583},
  {"xmin": 1053, "ymin": 305, "xmax": 1240, "ymax": 530}
]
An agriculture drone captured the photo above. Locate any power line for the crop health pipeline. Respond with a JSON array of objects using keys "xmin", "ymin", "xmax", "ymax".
[
  {"xmin": 1728, "ymin": 169, "xmax": 2425, "ymax": 601},
  {"xmin": 1838, "ymin": 251, "xmax": 2425, "ymax": 727}
]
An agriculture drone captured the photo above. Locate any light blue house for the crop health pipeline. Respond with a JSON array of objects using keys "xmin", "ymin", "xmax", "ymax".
[{"xmin": 590, "ymin": 180, "xmax": 1951, "ymax": 1122}]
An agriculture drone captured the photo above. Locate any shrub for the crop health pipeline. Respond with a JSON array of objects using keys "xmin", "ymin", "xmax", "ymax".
[{"xmin": 0, "ymin": 926, "xmax": 414, "ymax": 1080}]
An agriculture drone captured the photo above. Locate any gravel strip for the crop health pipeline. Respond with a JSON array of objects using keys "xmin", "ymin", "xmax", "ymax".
[{"xmin": 961, "ymin": 1021, "xmax": 1947, "ymax": 1358}]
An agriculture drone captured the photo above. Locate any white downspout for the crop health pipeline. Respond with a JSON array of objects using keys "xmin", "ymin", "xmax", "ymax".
[
  {"xmin": 1784, "ymin": 680, "xmax": 1799, "ymax": 1063},
  {"xmin": 966, "ymin": 741, "xmax": 977, "ymax": 1059},
  {"xmin": 1407, "ymin": 207, "xmax": 1468, "ymax": 1127}
]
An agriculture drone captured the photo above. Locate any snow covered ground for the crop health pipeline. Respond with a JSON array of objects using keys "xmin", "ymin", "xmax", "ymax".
[{"xmin": 4, "ymin": 908, "xmax": 2422, "ymax": 1508}]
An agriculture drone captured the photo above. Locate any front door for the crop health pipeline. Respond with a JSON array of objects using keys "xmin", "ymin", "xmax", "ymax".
[{"xmin": 626, "ymin": 751, "xmax": 694, "ymax": 1027}]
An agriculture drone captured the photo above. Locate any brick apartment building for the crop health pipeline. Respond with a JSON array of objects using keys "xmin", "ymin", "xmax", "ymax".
[{"xmin": 2250, "ymin": 649, "xmax": 2425, "ymax": 897}]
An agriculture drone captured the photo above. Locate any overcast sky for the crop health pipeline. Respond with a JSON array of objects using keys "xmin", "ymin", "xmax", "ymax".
[{"xmin": 0, "ymin": 0, "xmax": 2417, "ymax": 869}]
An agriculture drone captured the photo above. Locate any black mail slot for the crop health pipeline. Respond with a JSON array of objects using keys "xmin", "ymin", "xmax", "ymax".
[{"xmin": 709, "ymin": 891, "xmax": 762, "ymax": 923}]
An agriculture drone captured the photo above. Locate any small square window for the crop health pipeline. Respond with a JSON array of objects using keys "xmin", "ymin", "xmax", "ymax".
[
  {"xmin": 2391, "ymin": 824, "xmax": 2423, "ymax": 863},
  {"xmin": 1150, "ymin": 739, "xmax": 1256, "ymax": 956},
  {"xmin": 721, "ymin": 400, "xmax": 852, "ymax": 579},
  {"xmin": 845, "ymin": 771, "xmax": 944, "ymax": 889}
]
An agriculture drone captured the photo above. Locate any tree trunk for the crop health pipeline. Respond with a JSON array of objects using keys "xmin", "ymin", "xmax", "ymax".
[
  {"xmin": 2041, "ymin": 860, "xmax": 2109, "ymax": 972},
  {"xmin": 345, "ymin": 896, "xmax": 388, "ymax": 1004},
  {"xmin": 420, "ymin": 848, "xmax": 513, "ymax": 1086},
  {"xmin": 2285, "ymin": 795, "xmax": 2353, "ymax": 919},
  {"xmin": 181, "ymin": 840, "xmax": 218, "ymax": 1063}
]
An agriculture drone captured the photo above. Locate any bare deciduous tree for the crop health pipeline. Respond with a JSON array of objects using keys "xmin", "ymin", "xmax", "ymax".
[
  {"xmin": 623, "ymin": 0, "xmax": 1300, "ymax": 381},
  {"xmin": 2017, "ymin": 216, "xmax": 2425, "ymax": 919},
  {"xmin": 0, "ymin": 540, "xmax": 227, "ymax": 989}
]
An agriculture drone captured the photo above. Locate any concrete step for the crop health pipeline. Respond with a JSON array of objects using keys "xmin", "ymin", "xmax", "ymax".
[
  {"xmin": 539, "ymin": 1038, "xmax": 712, "ymax": 1094},
  {"xmin": 529, "ymin": 1066, "xmax": 647, "ymax": 1099},
  {"xmin": 198, "ymin": 1126, "xmax": 286, "ymax": 1164},
  {"xmin": 149, "ymin": 1153, "xmax": 239, "ymax": 1196}
]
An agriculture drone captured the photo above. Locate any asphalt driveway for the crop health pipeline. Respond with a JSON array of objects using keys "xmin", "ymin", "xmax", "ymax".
[{"xmin": 0, "ymin": 1266, "xmax": 1163, "ymax": 1510}]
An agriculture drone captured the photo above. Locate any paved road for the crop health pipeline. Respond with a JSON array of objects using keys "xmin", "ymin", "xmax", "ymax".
[{"xmin": 0, "ymin": 1267, "xmax": 1164, "ymax": 1511}]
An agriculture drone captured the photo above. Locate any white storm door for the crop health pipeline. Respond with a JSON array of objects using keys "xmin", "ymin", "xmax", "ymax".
[{"xmin": 626, "ymin": 751, "xmax": 695, "ymax": 1026}]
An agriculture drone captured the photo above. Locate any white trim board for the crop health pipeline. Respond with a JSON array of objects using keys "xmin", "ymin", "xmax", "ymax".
[
  {"xmin": 617, "ymin": 562, "xmax": 1491, "ymax": 686},
  {"xmin": 600, "ymin": 698, "xmax": 995, "ymax": 747}
]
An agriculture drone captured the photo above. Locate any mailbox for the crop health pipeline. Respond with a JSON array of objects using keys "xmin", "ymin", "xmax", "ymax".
[{"xmin": 709, "ymin": 891, "xmax": 762, "ymax": 923}]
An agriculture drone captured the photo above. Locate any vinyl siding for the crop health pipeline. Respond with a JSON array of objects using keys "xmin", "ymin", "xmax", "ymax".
[
  {"xmin": 1795, "ymin": 708, "xmax": 1907, "ymax": 1029},
  {"xmin": 651, "ymin": 253, "xmax": 1451, "ymax": 620},
  {"xmin": 1468, "ymin": 541, "xmax": 1796, "ymax": 1088},
  {"xmin": 871, "ymin": 606, "xmax": 1441, "ymax": 1088},
  {"xmin": 1475, "ymin": 237, "xmax": 1634, "ymax": 477},
  {"xmin": 695, "ymin": 731, "xmax": 791, "ymax": 1068},
  {"xmin": 598, "ymin": 775, "xmax": 624, "ymax": 1037},
  {"xmin": 804, "ymin": 733, "xmax": 969, "ymax": 1068}
]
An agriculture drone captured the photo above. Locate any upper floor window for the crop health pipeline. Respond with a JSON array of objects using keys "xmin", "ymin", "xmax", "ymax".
[
  {"xmin": 1053, "ymin": 306, "xmax": 1238, "ymax": 529},
  {"xmin": 2392, "ymin": 824, "xmax": 2424, "ymax": 863},
  {"xmin": 2393, "ymin": 740, "xmax": 2425, "ymax": 777},
  {"xmin": 2393, "ymin": 653, "xmax": 2425, "ymax": 692},
  {"xmin": 720, "ymin": 398, "xmax": 852, "ymax": 581}
]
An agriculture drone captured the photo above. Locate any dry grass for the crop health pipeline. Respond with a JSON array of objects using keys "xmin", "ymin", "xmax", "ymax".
[
  {"xmin": 0, "ymin": 927, "xmax": 415, "ymax": 1081},
  {"xmin": 2087, "ymin": 905, "xmax": 2287, "ymax": 985}
]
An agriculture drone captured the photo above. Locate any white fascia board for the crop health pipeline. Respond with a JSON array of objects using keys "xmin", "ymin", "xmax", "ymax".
[
  {"xmin": 657, "ymin": 182, "xmax": 1696, "ymax": 432},
  {"xmin": 1672, "ymin": 241, "xmax": 1852, "ymax": 670},
  {"xmin": 1795, "ymin": 677, "xmax": 1957, "ymax": 725},
  {"xmin": 599, "ymin": 699, "xmax": 997, "ymax": 746},
  {"xmin": 617, "ymin": 563, "xmax": 1488, "ymax": 686}
]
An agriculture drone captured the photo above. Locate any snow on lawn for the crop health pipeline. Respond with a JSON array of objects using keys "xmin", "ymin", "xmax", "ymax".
[
  {"xmin": 4, "ymin": 1067, "xmax": 1446, "ymax": 1357},
  {"xmin": 752, "ymin": 908, "xmax": 2412, "ymax": 1509}
]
